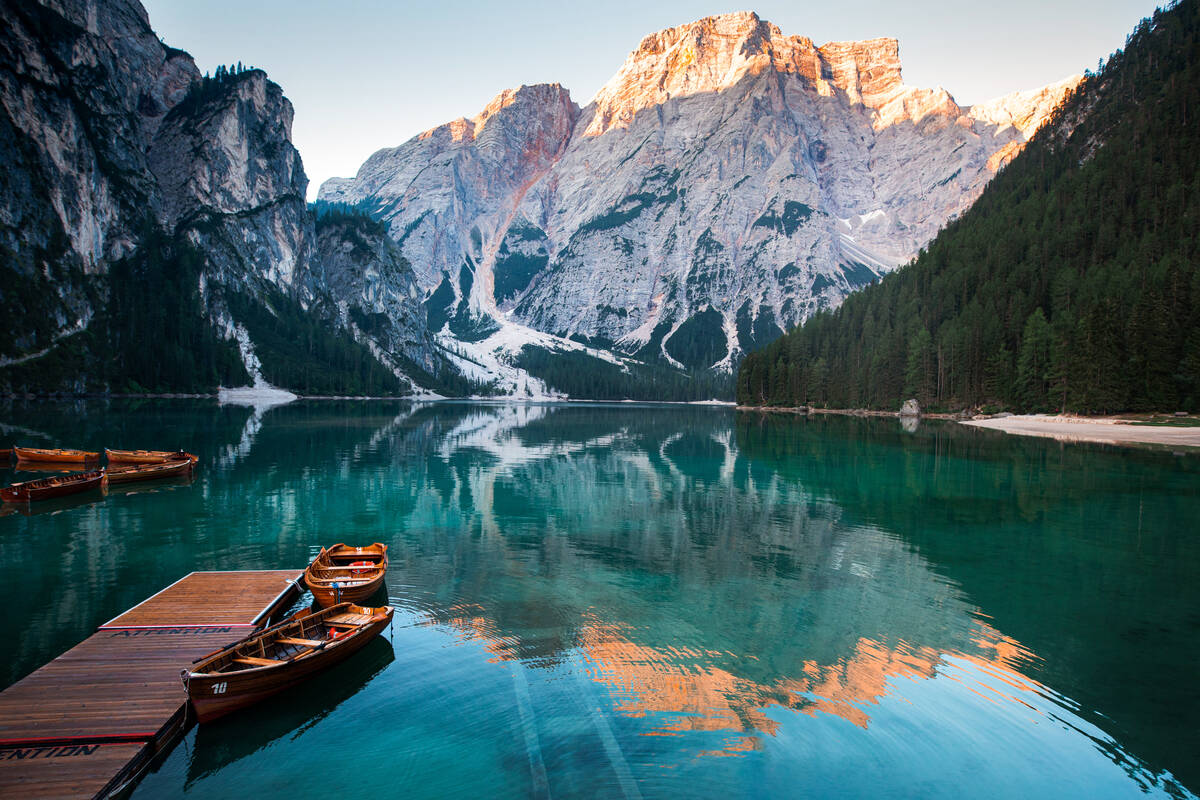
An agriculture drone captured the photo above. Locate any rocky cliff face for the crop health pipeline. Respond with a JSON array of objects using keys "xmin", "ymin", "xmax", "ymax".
[
  {"xmin": 322, "ymin": 11, "xmax": 1080, "ymax": 374},
  {"xmin": 314, "ymin": 212, "xmax": 438, "ymax": 378},
  {"xmin": 0, "ymin": 0, "xmax": 438, "ymax": 394},
  {"xmin": 321, "ymin": 83, "xmax": 578, "ymax": 315},
  {"xmin": 150, "ymin": 70, "xmax": 312, "ymax": 295},
  {"xmin": 0, "ymin": 0, "xmax": 198, "ymax": 359}
]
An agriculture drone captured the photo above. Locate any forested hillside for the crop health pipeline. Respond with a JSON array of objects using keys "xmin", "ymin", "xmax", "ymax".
[
  {"xmin": 0, "ymin": 0, "xmax": 439, "ymax": 398},
  {"xmin": 738, "ymin": 0, "xmax": 1200, "ymax": 414}
]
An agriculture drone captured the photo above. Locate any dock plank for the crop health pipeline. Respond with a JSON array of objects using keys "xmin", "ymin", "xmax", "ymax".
[
  {"xmin": 0, "ymin": 743, "xmax": 149, "ymax": 799},
  {"xmin": 0, "ymin": 628, "xmax": 239, "ymax": 743},
  {"xmin": 101, "ymin": 570, "xmax": 303, "ymax": 628}
]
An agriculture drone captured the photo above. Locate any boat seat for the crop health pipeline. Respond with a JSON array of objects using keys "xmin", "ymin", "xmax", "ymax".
[
  {"xmin": 327, "ymin": 614, "xmax": 369, "ymax": 624},
  {"xmin": 233, "ymin": 656, "xmax": 283, "ymax": 666},
  {"xmin": 277, "ymin": 636, "xmax": 325, "ymax": 648}
]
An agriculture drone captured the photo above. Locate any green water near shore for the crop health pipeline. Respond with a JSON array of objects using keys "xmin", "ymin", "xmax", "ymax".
[{"xmin": 1, "ymin": 400, "xmax": 1197, "ymax": 798}]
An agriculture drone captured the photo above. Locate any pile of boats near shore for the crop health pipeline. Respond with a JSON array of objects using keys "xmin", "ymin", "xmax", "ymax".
[
  {"xmin": 0, "ymin": 446, "xmax": 197, "ymax": 504},
  {"xmin": 184, "ymin": 543, "xmax": 393, "ymax": 723}
]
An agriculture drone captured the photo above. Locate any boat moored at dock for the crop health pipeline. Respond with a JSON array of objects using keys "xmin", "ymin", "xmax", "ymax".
[
  {"xmin": 304, "ymin": 543, "xmax": 388, "ymax": 607},
  {"xmin": 107, "ymin": 458, "xmax": 195, "ymax": 484},
  {"xmin": 106, "ymin": 448, "xmax": 198, "ymax": 465},
  {"xmin": 183, "ymin": 603, "xmax": 393, "ymax": 723}
]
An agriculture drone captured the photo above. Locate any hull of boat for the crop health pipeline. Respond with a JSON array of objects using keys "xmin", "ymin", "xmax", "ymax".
[
  {"xmin": 186, "ymin": 613, "xmax": 391, "ymax": 723},
  {"xmin": 14, "ymin": 447, "xmax": 99, "ymax": 463},
  {"xmin": 13, "ymin": 461, "xmax": 88, "ymax": 473},
  {"xmin": 107, "ymin": 459, "xmax": 194, "ymax": 484},
  {"xmin": 106, "ymin": 449, "xmax": 198, "ymax": 465},
  {"xmin": 1, "ymin": 471, "xmax": 107, "ymax": 503},
  {"xmin": 306, "ymin": 572, "xmax": 387, "ymax": 607}
]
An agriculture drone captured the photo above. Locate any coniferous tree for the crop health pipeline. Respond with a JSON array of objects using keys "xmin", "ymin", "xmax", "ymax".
[{"xmin": 1016, "ymin": 309, "xmax": 1052, "ymax": 410}]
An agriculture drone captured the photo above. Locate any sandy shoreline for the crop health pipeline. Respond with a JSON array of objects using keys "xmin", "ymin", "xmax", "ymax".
[{"xmin": 961, "ymin": 415, "xmax": 1200, "ymax": 449}]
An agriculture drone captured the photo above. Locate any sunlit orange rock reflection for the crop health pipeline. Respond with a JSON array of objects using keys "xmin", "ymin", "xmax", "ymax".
[{"xmin": 436, "ymin": 608, "xmax": 1043, "ymax": 758}]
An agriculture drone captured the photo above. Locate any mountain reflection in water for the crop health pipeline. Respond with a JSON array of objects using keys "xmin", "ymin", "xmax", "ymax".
[{"xmin": 380, "ymin": 404, "xmax": 1195, "ymax": 795}]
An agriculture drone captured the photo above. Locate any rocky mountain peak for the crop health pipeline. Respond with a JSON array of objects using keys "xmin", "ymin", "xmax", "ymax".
[
  {"xmin": 473, "ymin": 83, "xmax": 574, "ymax": 132},
  {"xmin": 584, "ymin": 13, "xmax": 967, "ymax": 137},
  {"xmin": 151, "ymin": 69, "xmax": 305, "ymax": 238},
  {"xmin": 585, "ymin": 11, "xmax": 784, "ymax": 136},
  {"xmin": 469, "ymin": 83, "xmax": 578, "ymax": 174},
  {"xmin": 815, "ymin": 37, "xmax": 906, "ymax": 108},
  {"xmin": 319, "ymin": 10, "xmax": 1085, "ymax": 394},
  {"xmin": 413, "ymin": 82, "xmax": 576, "ymax": 149}
]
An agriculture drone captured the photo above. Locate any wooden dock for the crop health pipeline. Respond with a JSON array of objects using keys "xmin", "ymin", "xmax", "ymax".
[{"xmin": 0, "ymin": 570, "xmax": 303, "ymax": 798}]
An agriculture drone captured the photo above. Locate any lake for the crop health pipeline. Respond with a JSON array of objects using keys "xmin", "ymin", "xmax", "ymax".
[{"xmin": 1, "ymin": 400, "xmax": 1197, "ymax": 798}]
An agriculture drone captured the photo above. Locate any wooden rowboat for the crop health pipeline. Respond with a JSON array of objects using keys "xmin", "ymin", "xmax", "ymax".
[
  {"xmin": 106, "ymin": 458, "xmax": 194, "ymax": 484},
  {"xmin": 304, "ymin": 543, "xmax": 388, "ymax": 607},
  {"xmin": 182, "ymin": 603, "xmax": 393, "ymax": 723},
  {"xmin": 1, "ymin": 469, "xmax": 107, "ymax": 503},
  {"xmin": 14, "ymin": 446, "xmax": 100, "ymax": 463},
  {"xmin": 106, "ymin": 448, "xmax": 198, "ymax": 465}
]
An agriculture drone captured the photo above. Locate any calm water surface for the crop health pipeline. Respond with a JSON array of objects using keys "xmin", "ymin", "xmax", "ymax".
[{"xmin": 1, "ymin": 400, "xmax": 1197, "ymax": 798}]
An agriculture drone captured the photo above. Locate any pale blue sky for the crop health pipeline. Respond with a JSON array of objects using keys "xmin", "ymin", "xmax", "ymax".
[{"xmin": 141, "ymin": 0, "xmax": 1161, "ymax": 199}]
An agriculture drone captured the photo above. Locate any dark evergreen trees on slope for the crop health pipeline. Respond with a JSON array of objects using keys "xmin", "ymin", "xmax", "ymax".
[
  {"xmin": 515, "ymin": 346, "xmax": 733, "ymax": 401},
  {"xmin": 0, "ymin": 229, "xmax": 251, "ymax": 394},
  {"xmin": 738, "ymin": 0, "xmax": 1200, "ymax": 414}
]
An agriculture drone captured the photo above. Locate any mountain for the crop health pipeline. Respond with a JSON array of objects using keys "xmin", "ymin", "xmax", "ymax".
[
  {"xmin": 736, "ymin": 0, "xmax": 1200, "ymax": 414},
  {"xmin": 0, "ymin": 0, "xmax": 443, "ymax": 396},
  {"xmin": 320, "ymin": 12, "xmax": 1078, "ymax": 391},
  {"xmin": 0, "ymin": 3, "xmax": 1080, "ymax": 400}
]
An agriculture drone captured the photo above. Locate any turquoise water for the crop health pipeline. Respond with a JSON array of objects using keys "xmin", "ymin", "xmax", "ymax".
[{"xmin": 1, "ymin": 401, "xmax": 1197, "ymax": 798}]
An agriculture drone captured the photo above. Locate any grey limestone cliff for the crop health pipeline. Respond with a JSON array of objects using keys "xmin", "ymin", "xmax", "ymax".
[
  {"xmin": 0, "ymin": 0, "xmax": 438, "ymax": 393},
  {"xmin": 322, "ymin": 12, "xmax": 1080, "ymax": 374}
]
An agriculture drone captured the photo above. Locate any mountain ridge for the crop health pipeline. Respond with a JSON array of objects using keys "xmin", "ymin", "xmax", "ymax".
[
  {"xmin": 320, "ymin": 11, "xmax": 1080, "ymax": 394},
  {"xmin": 0, "ymin": 2, "xmax": 1082, "ymax": 399}
]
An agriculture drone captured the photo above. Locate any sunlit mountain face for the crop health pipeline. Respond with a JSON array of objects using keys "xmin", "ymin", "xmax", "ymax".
[
  {"xmin": 3, "ymin": 401, "xmax": 1196, "ymax": 797},
  {"xmin": 320, "ymin": 13, "xmax": 1080, "ymax": 390}
]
